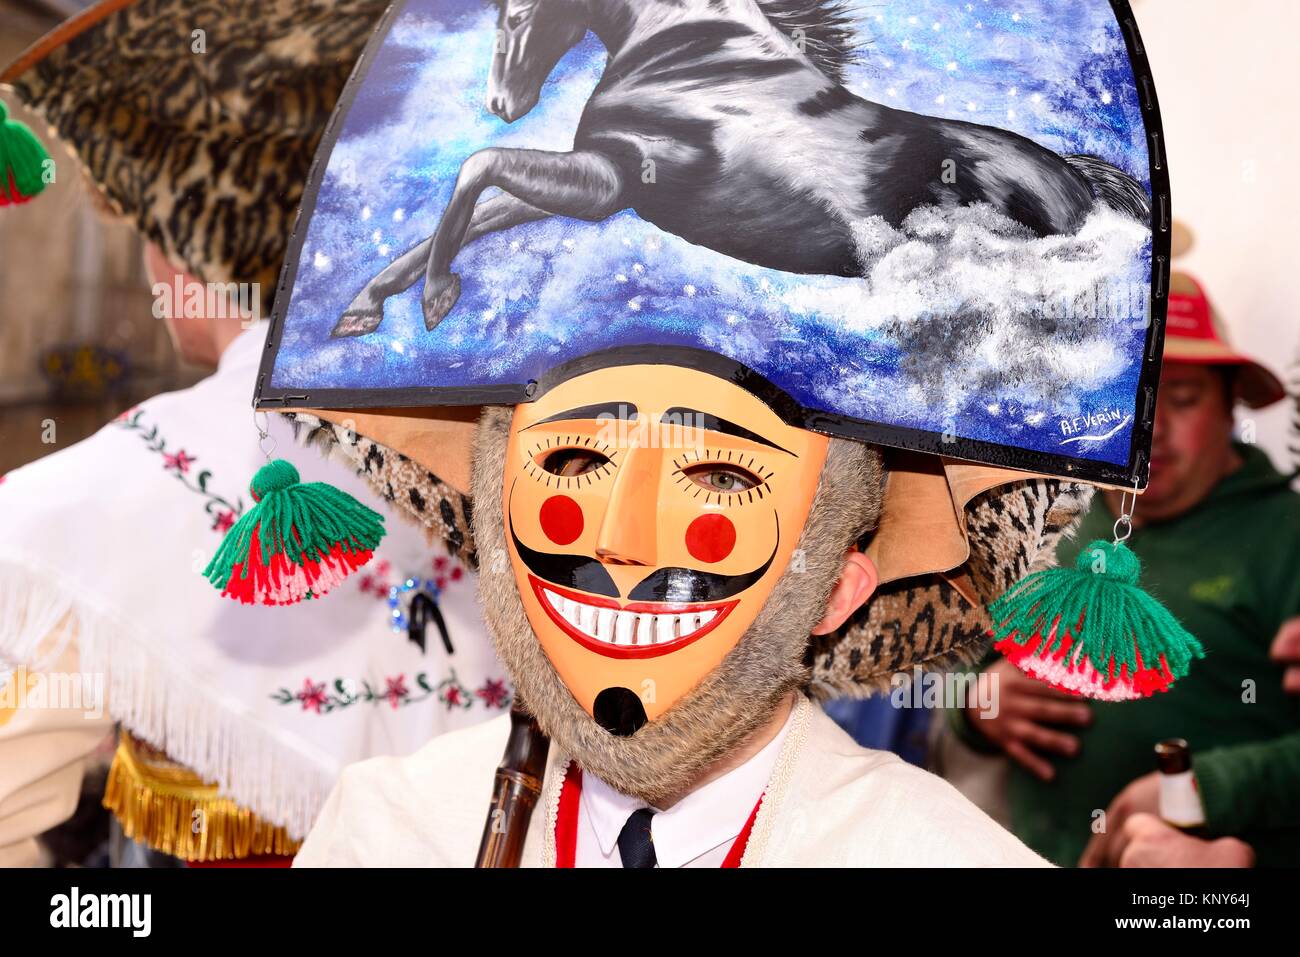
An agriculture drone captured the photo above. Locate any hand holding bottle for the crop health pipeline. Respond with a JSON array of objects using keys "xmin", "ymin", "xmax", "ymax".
[{"xmin": 1107, "ymin": 813, "xmax": 1255, "ymax": 867}]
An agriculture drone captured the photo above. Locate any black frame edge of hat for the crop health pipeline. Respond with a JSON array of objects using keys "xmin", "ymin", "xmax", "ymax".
[{"xmin": 255, "ymin": 0, "xmax": 1171, "ymax": 491}]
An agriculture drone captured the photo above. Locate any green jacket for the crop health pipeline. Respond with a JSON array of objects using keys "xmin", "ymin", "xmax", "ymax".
[{"xmin": 953, "ymin": 444, "xmax": 1300, "ymax": 866}]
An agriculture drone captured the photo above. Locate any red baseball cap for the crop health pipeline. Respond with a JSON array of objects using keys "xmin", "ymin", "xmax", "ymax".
[{"xmin": 1164, "ymin": 272, "xmax": 1286, "ymax": 409}]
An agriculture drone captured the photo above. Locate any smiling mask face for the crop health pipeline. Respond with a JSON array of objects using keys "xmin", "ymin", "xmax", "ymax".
[{"xmin": 504, "ymin": 364, "xmax": 829, "ymax": 733}]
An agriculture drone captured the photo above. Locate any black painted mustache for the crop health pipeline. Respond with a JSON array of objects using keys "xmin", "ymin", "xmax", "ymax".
[
  {"xmin": 508, "ymin": 512, "xmax": 778, "ymax": 604},
  {"xmin": 510, "ymin": 514, "xmax": 620, "ymax": 597}
]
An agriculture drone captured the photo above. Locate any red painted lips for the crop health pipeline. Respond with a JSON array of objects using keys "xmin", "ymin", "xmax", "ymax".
[{"xmin": 528, "ymin": 574, "xmax": 737, "ymax": 659}]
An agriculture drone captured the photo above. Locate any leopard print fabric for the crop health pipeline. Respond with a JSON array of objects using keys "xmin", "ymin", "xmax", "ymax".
[
  {"xmin": 964, "ymin": 479, "xmax": 1095, "ymax": 603},
  {"xmin": 8, "ymin": 0, "xmax": 389, "ymax": 302},
  {"xmin": 807, "ymin": 478, "xmax": 1093, "ymax": 699},
  {"xmin": 283, "ymin": 411, "xmax": 478, "ymax": 571}
]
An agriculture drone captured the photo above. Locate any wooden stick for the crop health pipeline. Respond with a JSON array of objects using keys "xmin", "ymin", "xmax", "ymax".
[{"xmin": 475, "ymin": 701, "xmax": 550, "ymax": 867}]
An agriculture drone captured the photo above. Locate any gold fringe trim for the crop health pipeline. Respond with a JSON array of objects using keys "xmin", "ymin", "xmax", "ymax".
[{"xmin": 103, "ymin": 732, "xmax": 301, "ymax": 862}]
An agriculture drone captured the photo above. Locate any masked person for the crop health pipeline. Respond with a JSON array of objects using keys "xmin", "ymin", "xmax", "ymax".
[
  {"xmin": 0, "ymin": 2, "xmax": 503, "ymax": 866},
  {"xmin": 7, "ymin": 0, "xmax": 1176, "ymax": 867},
  {"xmin": 288, "ymin": 368, "xmax": 1109, "ymax": 866}
]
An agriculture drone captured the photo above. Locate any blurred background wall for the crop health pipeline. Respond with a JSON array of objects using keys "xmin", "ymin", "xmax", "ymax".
[
  {"xmin": 1135, "ymin": 0, "xmax": 1300, "ymax": 469},
  {"xmin": 0, "ymin": 0, "xmax": 1296, "ymax": 477}
]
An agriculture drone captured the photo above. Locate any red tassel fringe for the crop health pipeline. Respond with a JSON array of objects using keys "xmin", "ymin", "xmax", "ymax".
[
  {"xmin": 220, "ymin": 525, "xmax": 374, "ymax": 606},
  {"xmin": 993, "ymin": 625, "xmax": 1176, "ymax": 702},
  {"xmin": 0, "ymin": 170, "xmax": 34, "ymax": 206}
]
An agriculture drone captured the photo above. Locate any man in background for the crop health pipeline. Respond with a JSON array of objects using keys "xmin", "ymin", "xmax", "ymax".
[{"xmin": 949, "ymin": 272, "xmax": 1300, "ymax": 867}]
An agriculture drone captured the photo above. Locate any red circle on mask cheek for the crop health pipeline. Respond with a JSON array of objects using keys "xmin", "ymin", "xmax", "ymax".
[
  {"xmin": 539, "ymin": 494, "xmax": 584, "ymax": 546},
  {"xmin": 685, "ymin": 513, "xmax": 736, "ymax": 563}
]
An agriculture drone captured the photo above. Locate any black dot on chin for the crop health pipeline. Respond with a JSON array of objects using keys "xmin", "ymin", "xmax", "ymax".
[{"xmin": 593, "ymin": 687, "xmax": 648, "ymax": 737}]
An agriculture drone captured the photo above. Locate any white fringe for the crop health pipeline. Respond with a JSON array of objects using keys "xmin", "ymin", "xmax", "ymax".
[{"xmin": 0, "ymin": 557, "xmax": 333, "ymax": 841}]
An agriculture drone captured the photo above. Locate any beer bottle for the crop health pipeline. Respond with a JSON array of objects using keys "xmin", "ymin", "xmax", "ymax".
[{"xmin": 1154, "ymin": 738, "xmax": 1207, "ymax": 836}]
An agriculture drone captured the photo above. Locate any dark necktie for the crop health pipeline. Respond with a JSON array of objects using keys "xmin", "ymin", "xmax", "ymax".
[{"xmin": 617, "ymin": 807, "xmax": 657, "ymax": 868}]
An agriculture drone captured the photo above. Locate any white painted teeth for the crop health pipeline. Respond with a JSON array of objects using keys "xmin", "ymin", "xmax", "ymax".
[
  {"xmin": 560, "ymin": 597, "xmax": 581, "ymax": 628},
  {"xmin": 596, "ymin": 607, "xmax": 616, "ymax": 643},
  {"xmin": 579, "ymin": 603, "xmax": 598, "ymax": 636},
  {"xmin": 543, "ymin": 590, "xmax": 720, "ymax": 646},
  {"xmin": 615, "ymin": 610, "xmax": 636, "ymax": 645}
]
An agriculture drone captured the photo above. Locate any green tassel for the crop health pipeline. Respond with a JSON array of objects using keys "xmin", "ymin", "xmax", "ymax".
[
  {"xmin": 203, "ymin": 459, "xmax": 386, "ymax": 606},
  {"xmin": 988, "ymin": 539, "xmax": 1204, "ymax": 701},
  {"xmin": 0, "ymin": 100, "xmax": 51, "ymax": 205}
]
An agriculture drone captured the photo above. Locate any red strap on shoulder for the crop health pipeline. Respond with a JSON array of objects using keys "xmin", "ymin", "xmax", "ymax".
[{"xmin": 721, "ymin": 794, "xmax": 764, "ymax": 868}]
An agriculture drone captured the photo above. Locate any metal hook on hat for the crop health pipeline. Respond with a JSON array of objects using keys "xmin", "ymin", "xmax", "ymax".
[
  {"xmin": 1112, "ymin": 474, "xmax": 1141, "ymax": 545},
  {"xmin": 253, "ymin": 406, "xmax": 276, "ymax": 460}
]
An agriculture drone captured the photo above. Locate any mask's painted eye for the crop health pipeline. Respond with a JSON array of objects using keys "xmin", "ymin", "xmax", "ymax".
[
  {"xmin": 507, "ymin": 9, "xmax": 530, "ymax": 29},
  {"xmin": 541, "ymin": 447, "xmax": 610, "ymax": 478},
  {"xmin": 683, "ymin": 463, "xmax": 760, "ymax": 494}
]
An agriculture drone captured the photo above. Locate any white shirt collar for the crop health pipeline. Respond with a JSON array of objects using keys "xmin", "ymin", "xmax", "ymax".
[{"xmin": 580, "ymin": 701, "xmax": 797, "ymax": 867}]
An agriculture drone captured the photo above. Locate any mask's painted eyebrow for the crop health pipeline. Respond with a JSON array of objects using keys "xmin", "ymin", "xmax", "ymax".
[
  {"xmin": 660, "ymin": 407, "xmax": 795, "ymax": 456},
  {"xmin": 524, "ymin": 401, "xmax": 638, "ymax": 429}
]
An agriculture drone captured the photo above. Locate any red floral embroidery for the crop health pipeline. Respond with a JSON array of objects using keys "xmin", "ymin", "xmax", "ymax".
[
  {"xmin": 433, "ymin": 559, "xmax": 465, "ymax": 590},
  {"xmin": 296, "ymin": 679, "xmax": 328, "ymax": 714},
  {"xmin": 476, "ymin": 678, "xmax": 510, "ymax": 709},
  {"xmin": 117, "ymin": 410, "xmax": 242, "ymax": 533},
  {"xmin": 163, "ymin": 449, "xmax": 197, "ymax": 473},
  {"xmin": 270, "ymin": 671, "xmax": 509, "ymax": 714},
  {"xmin": 384, "ymin": 674, "xmax": 409, "ymax": 709},
  {"xmin": 358, "ymin": 559, "xmax": 393, "ymax": 598}
]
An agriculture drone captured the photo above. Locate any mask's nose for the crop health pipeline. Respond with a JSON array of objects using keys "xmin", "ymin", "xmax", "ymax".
[
  {"xmin": 488, "ymin": 94, "xmax": 507, "ymax": 119},
  {"xmin": 594, "ymin": 443, "xmax": 660, "ymax": 567}
]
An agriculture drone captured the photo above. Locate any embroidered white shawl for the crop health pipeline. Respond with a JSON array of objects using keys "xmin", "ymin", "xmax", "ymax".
[{"xmin": 0, "ymin": 324, "xmax": 506, "ymax": 840}]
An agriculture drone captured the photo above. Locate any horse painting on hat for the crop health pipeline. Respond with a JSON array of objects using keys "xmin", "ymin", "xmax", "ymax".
[
  {"xmin": 333, "ymin": 0, "xmax": 1151, "ymax": 338},
  {"xmin": 261, "ymin": 0, "xmax": 1167, "ymax": 489}
]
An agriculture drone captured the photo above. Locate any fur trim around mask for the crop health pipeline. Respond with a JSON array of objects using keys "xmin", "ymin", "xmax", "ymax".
[{"xmin": 471, "ymin": 405, "xmax": 884, "ymax": 805}]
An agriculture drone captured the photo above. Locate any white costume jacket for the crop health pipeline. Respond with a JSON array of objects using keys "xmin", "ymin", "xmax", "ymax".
[{"xmin": 296, "ymin": 694, "xmax": 1050, "ymax": 867}]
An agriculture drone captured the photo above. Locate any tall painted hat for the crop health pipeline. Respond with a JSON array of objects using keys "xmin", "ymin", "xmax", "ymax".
[
  {"xmin": 259, "ymin": 0, "xmax": 1171, "ymax": 491},
  {"xmin": 7, "ymin": 0, "xmax": 1199, "ymax": 699}
]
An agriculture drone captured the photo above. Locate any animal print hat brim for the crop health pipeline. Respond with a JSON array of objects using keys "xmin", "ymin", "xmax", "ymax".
[
  {"xmin": 811, "ymin": 452, "xmax": 1093, "ymax": 699},
  {"xmin": 1, "ymin": 0, "xmax": 390, "ymax": 297},
  {"xmin": 286, "ymin": 406, "xmax": 1093, "ymax": 698}
]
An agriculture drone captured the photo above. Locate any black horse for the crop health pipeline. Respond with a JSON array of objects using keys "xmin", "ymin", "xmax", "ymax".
[{"xmin": 332, "ymin": 0, "xmax": 1149, "ymax": 337}]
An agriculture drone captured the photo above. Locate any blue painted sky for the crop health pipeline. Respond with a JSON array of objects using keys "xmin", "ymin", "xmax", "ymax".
[{"xmin": 271, "ymin": 0, "xmax": 1154, "ymax": 469}]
